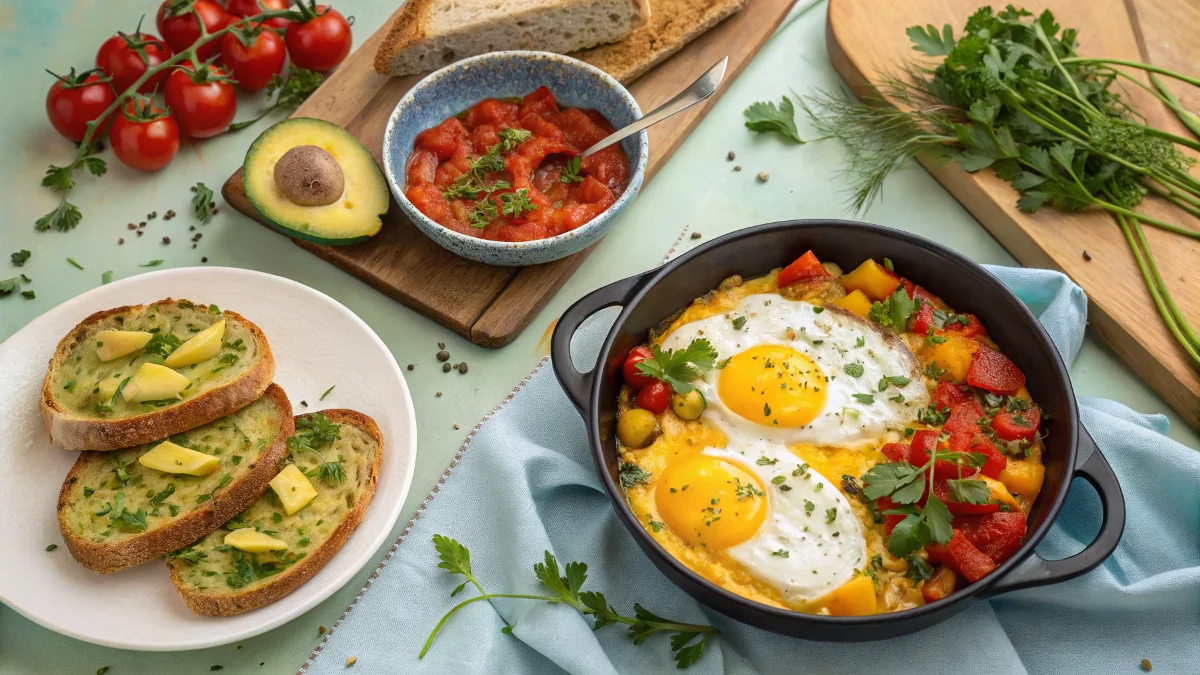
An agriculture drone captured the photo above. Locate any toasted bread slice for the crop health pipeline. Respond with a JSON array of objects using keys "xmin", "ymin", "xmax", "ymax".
[
  {"xmin": 374, "ymin": 0, "xmax": 650, "ymax": 77},
  {"xmin": 167, "ymin": 410, "xmax": 383, "ymax": 616},
  {"xmin": 41, "ymin": 298, "xmax": 275, "ymax": 451},
  {"xmin": 57, "ymin": 385, "xmax": 294, "ymax": 574}
]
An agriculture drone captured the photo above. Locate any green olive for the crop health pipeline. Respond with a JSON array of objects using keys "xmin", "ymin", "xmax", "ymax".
[
  {"xmin": 671, "ymin": 389, "xmax": 707, "ymax": 421},
  {"xmin": 617, "ymin": 408, "xmax": 659, "ymax": 449}
]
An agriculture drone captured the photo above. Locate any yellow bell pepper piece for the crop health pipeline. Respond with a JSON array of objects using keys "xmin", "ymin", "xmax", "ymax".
[
  {"xmin": 832, "ymin": 289, "xmax": 873, "ymax": 318},
  {"xmin": 841, "ymin": 259, "xmax": 902, "ymax": 301},
  {"xmin": 820, "ymin": 575, "xmax": 878, "ymax": 616}
]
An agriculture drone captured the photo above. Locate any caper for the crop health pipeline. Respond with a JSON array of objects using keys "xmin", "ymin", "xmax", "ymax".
[
  {"xmin": 617, "ymin": 409, "xmax": 659, "ymax": 449},
  {"xmin": 671, "ymin": 389, "xmax": 707, "ymax": 421}
]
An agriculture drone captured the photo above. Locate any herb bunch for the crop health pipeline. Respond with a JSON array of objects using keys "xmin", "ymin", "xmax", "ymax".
[
  {"xmin": 802, "ymin": 6, "xmax": 1200, "ymax": 366},
  {"xmin": 35, "ymin": 3, "xmax": 322, "ymax": 233},
  {"xmin": 423, "ymin": 535, "xmax": 719, "ymax": 669}
]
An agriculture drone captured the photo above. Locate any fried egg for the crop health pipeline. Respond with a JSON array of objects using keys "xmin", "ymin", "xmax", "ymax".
[
  {"xmin": 654, "ymin": 439, "xmax": 866, "ymax": 603},
  {"xmin": 659, "ymin": 294, "xmax": 929, "ymax": 448}
]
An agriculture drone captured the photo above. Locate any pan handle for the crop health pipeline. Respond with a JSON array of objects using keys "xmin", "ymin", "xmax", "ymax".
[
  {"xmin": 551, "ymin": 271, "xmax": 651, "ymax": 411},
  {"xmin": 982, "ymin": 428, "xmax": 1125, "ymax": 596}
]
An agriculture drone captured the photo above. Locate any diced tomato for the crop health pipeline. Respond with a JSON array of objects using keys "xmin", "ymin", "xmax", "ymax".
[
  {"xmin": 552, "ymin": 107, "xmax": 609, "ymax": 149},
  {"xmin": 912, "ymin": 285, "xmax": 939, "ymax": 306},
  {"xmin": 910, "ymin": 301, "xmax": 935, "ymax": 335},
  {"xmin": 955, "ymin": 511, "xmax": 1026, "ymax": 565},
  {"xmin": 636, "ymin": 380, "xmax": 671, "ymax": 414},
  {"xmin": 970, "ymin": 435, "xmax": 1007, "ymax": 479},
  {"xmin": 414, "ymin": 118, "xmax": 468, "ymax": 160},
  {"xmin": 909, "ymin": 430, "xmax": 962, "ymax": 479},
  {"xmin": 406, "ymin": 183, "xmax": 462, "ymax": 230},
  {"xmin": 778, "ymin": 250, "xmax": 833, "ymax": 287},
  {"xmin": 580, "ymin": 146, "xmax": 628, "ymax": 196},
  {"xmin": 933, "ymin": 381, "xmax": 972, "ymax": 410},
  {"xmin": 468, "ymin": 124, "xmax": 501, "ymax": 155},
  {"xmin": 881, "ymin": 442, "xmax": 911, "ymax": 463},
  {"xmin": 573, "ymin": 175, "xmax": 613, "ymax": 204},
  {"xmin": 921, "ymin": 566, "xmax": 958, "ymax": 603},
  {"xmin": 967, "ymin": 345, "xmax": 1026, "ymax": 395},
  {"xmin": 992, "ymin": 404, "xmax": 1041, "ymax": 442},
  {"xmin": 464, "ymin": 98, "xmax": 519, "ymax": 128},
  {"xmin": 518, "ymin": 85, "xmax": 559, "ymax": 118},
  {"xmin": 944, "ymin": 399, "xmax": 984, "ymax": 436},
  {"xmin": 942, "ymin": 313, "xmax": 988, "ymax": 339},
  {"xmin": 406, "ymin": 149, "xmax": 439, "ymax": 185},
  {"xmin": 933, "ymin": 479, "xmax": 1001, "ymax": 515},
  {"xmin": 900, "ymin": 279, "xmax": 916, "ymax": 298},
  {"xmin": 926, "ymin": 530, "xmax": 997, "ymax": 582},
  {"xmin": 518, "ymin": 112, "xmax": 565, "ymax": 143},
  {"xmin": 622, "ymin": 346, "xmax": 653, "ymax": 389}
]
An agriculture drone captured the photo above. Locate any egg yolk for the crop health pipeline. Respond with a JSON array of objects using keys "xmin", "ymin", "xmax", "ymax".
[
  {"xmin": 717, "ymin": 345, "xmax": 827, "ymax": 427},
  {"xmin": 655, "ymin": 455, "xmax": 768, "ymax": 549}
]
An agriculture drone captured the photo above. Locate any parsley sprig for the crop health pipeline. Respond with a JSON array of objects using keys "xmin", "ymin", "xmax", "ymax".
[
  {"xmin": 861, "ymin": 446, "xmax": 990, "ymax": 557},
  {"xmin": 634, "ymin": 338, "xmax": 719, "ymax": 394},
  {"xmin": 286, "ymin": 412, "xmax": 345, "ymax": 484},
  {"xmin": 743, "ymin": 96, "xmax": 804, "ymax": 143},
  {"xmin": 868, "ymin": 287, "xmax": 919, "ymax": 332},
  {"xmin": 422, "ymin": 535, "xmax": 718, "ymax": 668}
]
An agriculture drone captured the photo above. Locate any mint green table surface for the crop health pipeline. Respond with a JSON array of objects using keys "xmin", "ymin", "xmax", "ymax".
[{"xmin": 2, "ymin": 2, "xmax": 1195, "ymax": 673}]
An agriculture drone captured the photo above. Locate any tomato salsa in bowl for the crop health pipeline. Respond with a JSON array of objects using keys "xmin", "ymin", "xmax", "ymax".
[{"xmin": 383, "ymin": 51, "xmax": 648, "ymax": 266}]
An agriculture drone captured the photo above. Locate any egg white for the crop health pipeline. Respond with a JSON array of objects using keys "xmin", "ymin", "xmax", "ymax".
[
  {"xmin": 702, "ymin": 440, "xmax": 866, "ymax": 604},
  {"xmin": 661, "ymin": 294, "xmax": 929, "ymax": 448}
]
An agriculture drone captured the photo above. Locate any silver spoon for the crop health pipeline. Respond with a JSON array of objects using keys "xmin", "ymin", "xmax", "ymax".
[{"xmin": 580, "ymin": 56, "xmax": 729, "ymax": 158}]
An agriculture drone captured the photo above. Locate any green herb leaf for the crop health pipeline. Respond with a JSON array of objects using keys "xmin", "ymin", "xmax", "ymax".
[
  {"xmin": 11, "ymin": 250, "xmax": 31, "ymax": 267},
  {"xmin": 867, "ymin": 287, "xmax": 917, "ymax": 332},
  {"xmin": 906, "ymin": 23, "xmax": 956, "ymax": 56},
  {"xmin": 559, "ymin": 156, "xmax": 584, "ymax": 184},
  {"xmin": 67, "ymin": 257, "xmax": 84, "ymax": 270},
  {"xmin": 619, "ymin": 462, "xmax": 652, "ymax": 488},
  {"xmin": 843, "ymin": 362, "xmax": 865, "ymax": 378},
  {"xmin": 499, "ymin": 188, "xmax": 537, "ymax": 218},
  {"xmin": 140, "ymin": 260, "xmax": 164, "ymax": 267},
  {"xmin": 744, "ymin": 96, "xmax": 804, "ymax": 143},
  {"xmin": 634, "ymin": 338, "xmax": 719, "ymax": 394},
  {"xmin": 192, "ymin": 183, "xmax": 215, "ymax": 223}
]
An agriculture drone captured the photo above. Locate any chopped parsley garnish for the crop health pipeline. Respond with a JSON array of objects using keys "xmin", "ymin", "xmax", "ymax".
[
  {"xmin": 144, "ymin": 332, "xmax": 183, "ymax": 358},
  {"xmin": 619, "ymin": 462, "xmax": 652, "ymax": 488},
  {"xmin": 467, "ymin": 198, "xmax": 498, "ymax": 228},
  {"xmin": 11, "ymin": 250, "xmax": 30, "ymax": 266},
  {"xmin": 756, "ymin": 456, "xmax": 778, "ymax": 465},
  {"xmin": 634, "ymin": 338, "xmax": 719, "ymax": 395},
  {"xmin": 140, "ymin": 260, "xmax": 164, "ymax": 267},
  {"xmin": 101, "ymin": 270, "xmax": 113, "ymax": 285},
  {"xmin": 559, "ymin": 156, "xmax": 584, "ymax": 184},
  {"xmin": 67, "ymin": 257, "xmax": 84, "ymax": 270},
  {"xmin": 319, "ymin": 385, "xmax": 336, "ymax": 401},
  {"xmin": 168, "ymin": 546, "xmax": 208, "ymax": 564},
  {"xmin": 877, "ymin": 375, "xmax": 911, "ymax": 391},
  {"xmin": 867, "ymin": 287, "xmax": 918, "ymax": 332},
  {"xmin": 192, "ymin": 182, "xmax": 215, "ymax": 223},
  {"xmin": 499, "ymin": 188, "xmax": 537, "ymax": 218},
  {"xmin": 287, "ymin": 413, "xmax": 345, "ymax": 484},
  {"xmin": 771, "ymin": 549, "xmax": 790, "ymax": 558},
  {"xmin": 731, "ymin": 316, "xmax": 747, "ymax": 330},
  {"xmin": 905, "ymin": 554, "xmax": 934, "ymax": 582},
  {"xmin": 852, "ymin": 393, "xmax": 875, "ymax": 404},
  {"xmin": 843, "ymin": 362, "xmax": 865, "ymax": 378}
]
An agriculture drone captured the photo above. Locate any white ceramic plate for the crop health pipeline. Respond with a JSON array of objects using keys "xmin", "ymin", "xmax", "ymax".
[{"xmin": 0, "ymin": 268, "xmax": 417, "ymax": 651}]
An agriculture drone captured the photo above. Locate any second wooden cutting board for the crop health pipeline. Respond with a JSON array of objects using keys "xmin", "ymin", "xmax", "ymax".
[{"xmin": 827, "ymin": 0, "xmax": 1200, "ymax": 429}]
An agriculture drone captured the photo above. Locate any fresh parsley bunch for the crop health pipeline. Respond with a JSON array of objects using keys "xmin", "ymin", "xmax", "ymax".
[
  {"xmin": 801, "ymin": 5, "xmax": 1200, "ymax": 367},
  {"xmin": 423, "ymin": 535, "xmax": 719, "ymax": 669}
]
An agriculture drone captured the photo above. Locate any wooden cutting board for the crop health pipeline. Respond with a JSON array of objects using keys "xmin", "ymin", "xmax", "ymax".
[
  {"xmin": 827, "ymin": 0, "xmax": 1200, "ymax": 429},
  {"xmin": 223, "ymin": 0, "xmax": 796, "ymax": 348}
]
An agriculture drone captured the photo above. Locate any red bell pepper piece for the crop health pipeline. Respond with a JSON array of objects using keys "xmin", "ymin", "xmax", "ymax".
[
  {"xmin": 900, "ymin": 279, "xmax": 917, "ymax": 298},
  {"xmin": 933, "ymin": 381, "xmax": 972, "ymax": 410},
  {"xmin": 777, "ymin": 250, "xmax": 831, "ymax": 287},
  {"xmin": 911, "ymin": 285, "xmax": 938, "ymax": 305},
  {"xmin": 876, "ymin": 495, "xmax": 905, "ymax": 537},
  {"xmin": 992, "ymin": 404, "xmax": 1041, "ymax": 442},
  {"xmin": 967, "ymin": 344, "xmax": 1026, "ymax": 395},
  {"xmin": 881, "ymin": 442, "xmax": 911, "ymax": 463},
  {"xmin": 944, "ymin": 399, "xmax": 985, "ymax": 437},
  {"xmin": 955, "ymin": 511, "xmax": 1027, "ymax": 565},
  {"xmin": 941, "ymin": 313, "xmax": 988, "ymax": 339},
  {"xmin": 910, "ymin": 430, "xmax": 963, "ymax": 479},
  {"xmin": 933, "ymin": 479, "xmax": 1001, "ymax": 515},
  {"xmin": 926, "ymin": 530, "xmax": 998, "ymax": 582},
  {"xmin": 969, "ymin": 434, "xmax": 1007, "ymax": 479},
  {"xmin": 910, "ymin": 301, "xmax": 935, "ymax": 336}
]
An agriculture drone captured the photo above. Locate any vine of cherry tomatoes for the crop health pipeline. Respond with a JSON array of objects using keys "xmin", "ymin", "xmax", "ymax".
[{"xmin": 44, "ymin": 1, "xmax": 352, "ymax": 173}]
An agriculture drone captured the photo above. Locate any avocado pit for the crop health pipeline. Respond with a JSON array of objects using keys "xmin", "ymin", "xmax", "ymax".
[{"xmin": 274, "ymin": 145, "xmax": 345, "ymax": 206}]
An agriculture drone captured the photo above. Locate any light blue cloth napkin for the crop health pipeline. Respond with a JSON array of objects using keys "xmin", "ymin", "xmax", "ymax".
[{"xmin": 304, "ymin": 266, "xmax": 1200, "ymax": 675}]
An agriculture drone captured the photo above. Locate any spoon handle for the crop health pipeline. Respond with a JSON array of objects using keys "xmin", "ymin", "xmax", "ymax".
[{"xmin": 580, "ymin": 56, "xmax": 729, "ymax": 158}]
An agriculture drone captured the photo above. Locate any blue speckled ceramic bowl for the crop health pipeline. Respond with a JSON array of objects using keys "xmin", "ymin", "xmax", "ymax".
[{"xmin": 382, "ymin": 51, "xmax": 648, "ymax": 267}]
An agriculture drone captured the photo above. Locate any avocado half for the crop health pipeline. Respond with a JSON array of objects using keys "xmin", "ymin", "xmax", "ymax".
[{"xmin": 243, "ymin": 117, "xmax": 389, "ymax": 246}]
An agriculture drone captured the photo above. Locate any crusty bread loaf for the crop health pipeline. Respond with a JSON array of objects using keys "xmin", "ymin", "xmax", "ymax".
[
  {"xmin": 40, "ymin": 298, "xmax": 275, "ymax": 452},
  {"xmin": 375, "ymin": 0, "xmax": 651, "ymax": 77},
  {"xmin": 167, "ymin": 410, "xmax": 383, "ymax": 616},
  {"xmin": 572, "ymin": 0, "xmax": 746, "ymax": 83},
  {"xmin": 57, "ymin": 385, "xmax": 294, "ymax": 574}
]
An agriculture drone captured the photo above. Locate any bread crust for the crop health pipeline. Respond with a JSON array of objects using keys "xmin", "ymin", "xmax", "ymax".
[
  {"xmin": 169, "ymin": 409, "xmax": 384, "ymax": 616},
  {"xmin": 39, "ymin": 299, "xmax": 276, "ymax": 452},
  {"xmin": 56, "ymin": 384, "xmax": 295, "ymax": 575},
  {"xmin": 373, "ymin": 0, "xmax": 432, "ymax": 75}
]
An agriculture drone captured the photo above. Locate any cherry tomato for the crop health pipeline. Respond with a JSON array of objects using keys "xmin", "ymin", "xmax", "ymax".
[
  {"xmin": 285, "ymin": 4, "xmax": 352, "ymax": 72},
  {"xmin": 636, "ymin": 381, "xmax": 671, "ymax": 414},
  {"xmin": 45, "ymin": 69, "xmax": 115, "ymax": 142},
  {"xmin": 226, "ymin": 0, "xmax": 293, "ymax": 32},
  {"xmin": 156, "ymin": 0, "xmax": 230, "ymax": 61},
  {"xmin": 622, "ymin": 346, "xmax": 653, "ymax": 389},
  {"xmin": 110, "ymin": 98, "xmax": 180, "ymax": 172},
  {"xmin": 95, "ymin": 31, "xmax": 173, "ymax": 94},
  {"xmin": 221, "ymin": 24, "xmax": 286, "ymax": 91},
  {"xmin": 164, "ymin": 62, "xmax": 237, "ymax": 138}
]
